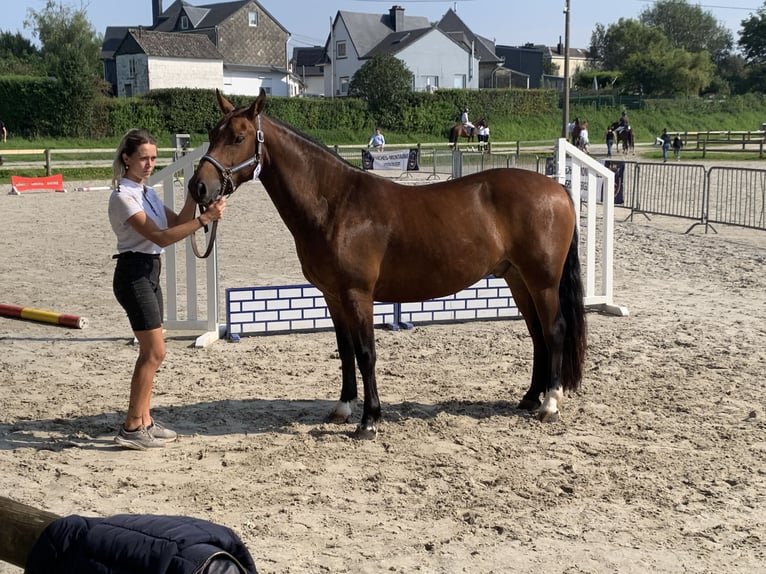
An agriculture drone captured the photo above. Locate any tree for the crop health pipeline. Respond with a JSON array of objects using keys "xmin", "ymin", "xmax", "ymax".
[
  {"xmin": 24, "ymin": 1, "xmax": 106, "ymax": 136},
  {"xmin": 739, "ymin": 3, "xmax": 766, "ymax": 64},
  {"xmin": 621, "ymin": 47, "xmax": 714, "ymax": 96},
  {"xmin": 639, "ymin": 0, "xmax": 733, "ymax": 65},
  {"xmin": 599, "ymin": 18, "xmax": 670, "ymax": 73},
  {"xmin": 0, "ymin": 31, "xmax": 45, "ymax": 75},
  {"xmin": 348, "ymin": 53, "xmax": 413, "ymax": 129}
]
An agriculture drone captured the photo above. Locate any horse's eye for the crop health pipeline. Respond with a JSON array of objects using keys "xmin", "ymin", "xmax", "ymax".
[{"xmin": 235, "ymin": 135, "xmax": 245, "ymax": 144}]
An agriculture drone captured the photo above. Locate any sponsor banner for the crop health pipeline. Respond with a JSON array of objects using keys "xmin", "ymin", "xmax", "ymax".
[
  {"xmin": 362, "ymin": 149, "xmax": 420, "ymax": 171},
  {"xmin": 545, "ymin": 157, "xmax": 625, "ymax": 205}
]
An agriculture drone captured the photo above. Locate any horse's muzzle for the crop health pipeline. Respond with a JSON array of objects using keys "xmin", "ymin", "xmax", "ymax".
[{"xmin": 188, "ymin": 175, "xmax": 221, "ymax": 207}]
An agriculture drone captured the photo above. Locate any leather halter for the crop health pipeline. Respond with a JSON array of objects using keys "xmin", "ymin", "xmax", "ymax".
[{"xmin": 191, "ymin": 114, "xmax": 264, "ymax": 258}]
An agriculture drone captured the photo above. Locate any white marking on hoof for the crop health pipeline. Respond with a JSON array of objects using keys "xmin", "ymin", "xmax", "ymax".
[
  {"xmin": 538, "ymin": 389, "xmax": 563, "ymax": 423},
  {"xmin": 330, "ymin": 400, "xmax": 354, "ymax": 424}
]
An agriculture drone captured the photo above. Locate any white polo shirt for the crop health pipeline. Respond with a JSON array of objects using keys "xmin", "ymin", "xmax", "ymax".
[{"xmin": 108, "ymin": 178, "xmax": 168, "ymax": 255}]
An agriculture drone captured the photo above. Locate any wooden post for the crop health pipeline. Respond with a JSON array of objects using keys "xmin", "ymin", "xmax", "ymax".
[{"xmin": 0, "ymin": 496, "xmax": 60, "ymax": 568}]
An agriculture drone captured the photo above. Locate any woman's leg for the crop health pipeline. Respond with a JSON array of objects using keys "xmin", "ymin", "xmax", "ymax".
[{"xmin": 124, "ymin": 327, "xmax": 166, "ymax": 430}]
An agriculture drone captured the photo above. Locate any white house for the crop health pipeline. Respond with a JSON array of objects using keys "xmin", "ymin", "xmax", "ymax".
[
  {"xmin": 113, "ymin": 29, "xmax": 222, "ymax": 97},
  {"xmin": 325, "ymin": 5, "xmax": 483, "ymax": 97}
]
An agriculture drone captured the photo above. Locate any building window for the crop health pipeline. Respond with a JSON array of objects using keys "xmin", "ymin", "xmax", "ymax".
[
  {"xmin": 248, "ymin": 11, "xmax": 258, "ymax": 27},
  {"xmin": 124, "ymin": 83, "xmax": 133, "ymax": 97},
  {"xmin": 180, "ymin": 15, "xmax": 189, "ymax": 30},
  {"xmin": 336, "ymin": 41, "xmax": 346, "ymax": 59},
  {"xmin": 339, "ymin": 76, "xmax": 349, "ymax": 95},
  {"xmin": 423, "ymin": 75, "xmax": 438, "ymax": 89},
  {"xmin": 129, "ymin": 58, "xmax": 136, "ymax": 78},
  {"xmin": 453, "ymin": 74, "xmax": 466, "ymax": 88}
]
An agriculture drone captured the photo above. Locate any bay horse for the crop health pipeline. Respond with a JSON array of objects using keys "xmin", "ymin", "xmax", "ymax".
[
  {"xmin": 610, "ymin": 122, "xmax": 635, "ymax": 154},
  {"xmin": 189, "ymin": 89, "xmax": 586, "ymax": 439},
  {"xmin": 449, "ymin": 119, "xmax": 485, "ymax": 149}
]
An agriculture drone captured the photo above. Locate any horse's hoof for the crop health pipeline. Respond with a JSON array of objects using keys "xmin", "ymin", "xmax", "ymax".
[
  {"xmin": 518, "ymin": 397, "xmax": 541, "ymax": 411},
  {"xmin": 329, "ymin": 400, "xmax": 354, "ymax": 424},
  {"xmin": 353, "ymin": 424, "xmax": 378, "ymax": 440},
  {"xmin": 538, "ymin": 389, "xmax": 563, "ymax": 423},
  {"xmin": 537, "ymin": 409, "xmax": 559, "ymax": 423}
]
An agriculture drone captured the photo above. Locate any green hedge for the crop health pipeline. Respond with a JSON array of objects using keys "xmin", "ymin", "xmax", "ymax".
[{"xmin": 2, "ymin": 78, "xmax": 763, "ymax": 141}]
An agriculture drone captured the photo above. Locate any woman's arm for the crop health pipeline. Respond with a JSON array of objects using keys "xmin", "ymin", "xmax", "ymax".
[{"xmin": 129, "ymin": 196, "xmax": 226, "ymax": 248}]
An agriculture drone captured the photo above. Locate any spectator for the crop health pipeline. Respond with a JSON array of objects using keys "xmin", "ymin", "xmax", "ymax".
[
  {"xmin": 367, "ymin": 127, "xmax": 385, "ymax": 151},
  {"xmin": 659, "ymin": 128, "xmax": 672, "ymax": 162},
  {"xmin": 672, "ymin": 135, "xmax": 683, "ymax": 160},
  {"xmin": 605, "ymin": 126, "xmax": 615, "ymax": 157}
]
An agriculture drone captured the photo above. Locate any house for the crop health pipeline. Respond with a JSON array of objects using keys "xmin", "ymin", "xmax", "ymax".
[
  {"xmin": 325, "ymin": 5, "xmax": 497, "ymax": 96},
  {"xmin": 544, "ymin": 38, "xmax": 590, "ymax": 77},
  {"xmin": 495, "ymin": 44, "xmax": 545, "ymax": 89},
  {"xmin": 290, "ymin": 46, "xmax": 327, "ymax": 97},
  {"xmin": 113, "ymin": 28, "xmax": 222, "ymax": 97},
  {"xmin": 102, "ymin": 0, "xmax": 293, "ymax": 97},
  {"xmin": 436, "ymin": 9, "xmax": 504, "ymax": 89}
]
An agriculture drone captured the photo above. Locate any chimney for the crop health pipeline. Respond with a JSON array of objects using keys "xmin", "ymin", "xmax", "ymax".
[
  {"xmin": 557, "ymin": 35, "xmax": 563, "ymax": 55},
  {"xmin": 390, "ymin": 5, "xmax": 404, "ymax": 32},
  {"xmin": 152, "ymin": 0, "xmax": 163, "ymax": 27}
]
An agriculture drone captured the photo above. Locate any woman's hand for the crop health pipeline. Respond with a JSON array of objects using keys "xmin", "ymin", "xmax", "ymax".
[{"xmin": 202, "ymin": 197, "xmax": 226, "ymax": 224}]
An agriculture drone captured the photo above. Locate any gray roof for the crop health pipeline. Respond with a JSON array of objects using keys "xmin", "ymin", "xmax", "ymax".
[
  {"xmin": 437, "ymin": 9, "xmax": 501, "ymax": 64},
  {"xmin": 364, "ymin": 27, "xmax": 435, "ymax": 58},
  {"xmin": 153, "ymin": 0, "xmax": 288, "ymax": 35},
  {"xmin": 336, "ymin": 10, "xmax": 431, "ymax": 58},
  {"xmin": 115, "ymin": 28, "xmax": 222, "ymax": 60}
]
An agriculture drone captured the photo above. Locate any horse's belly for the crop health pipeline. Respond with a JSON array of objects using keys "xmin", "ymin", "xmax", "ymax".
[{"xmin": 374, "ymin": 261, "xmax": 492, "ymax": 303}]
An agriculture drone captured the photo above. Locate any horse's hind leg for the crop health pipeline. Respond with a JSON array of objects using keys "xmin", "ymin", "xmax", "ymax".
[
  {"xmin": 504, "ymin": 271, "xmax": 549, "ymax": 411},
  {"xmin": 505, "ymin": 270, "xmax": 567, "ymax": 422}
]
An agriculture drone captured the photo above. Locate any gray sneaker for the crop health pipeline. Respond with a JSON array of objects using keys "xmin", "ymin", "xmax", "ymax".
[
  {"xmin": 114, "ymin": 425, "xmax": 166, "ymax": 450},
  {"xmin": 148, "ymin": 419, "xmax": 177, "ymax": 442}
]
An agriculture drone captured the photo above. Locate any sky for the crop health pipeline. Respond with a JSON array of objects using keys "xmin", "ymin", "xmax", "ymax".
[{"xmin": 2, "ymin": 0, "xmax": 762, "ymax": 53}]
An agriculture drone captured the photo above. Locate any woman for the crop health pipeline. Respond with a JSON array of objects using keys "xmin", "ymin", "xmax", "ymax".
[
  {"xmin": 108, "ymin": 129, "xmax": 226, "ymax": 450},
  {"xmin": 578, "ymin": 121, "xmax": 590, "ymax": 153}
]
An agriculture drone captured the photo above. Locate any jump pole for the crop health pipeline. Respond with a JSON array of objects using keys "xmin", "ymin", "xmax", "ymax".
[{"xmin": 0, "ymin": 304, "xmax": 87, "ymax": 329}]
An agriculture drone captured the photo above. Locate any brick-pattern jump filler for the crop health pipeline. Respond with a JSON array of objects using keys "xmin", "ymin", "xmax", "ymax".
[{"xmin": 226, "ymin": 276, "xmax": 520, "ymax": 339}]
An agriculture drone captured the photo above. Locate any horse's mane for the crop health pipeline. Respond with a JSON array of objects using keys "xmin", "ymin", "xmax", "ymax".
[{"xmin": 230, "ymin": 105, "xmax": 364, "ymax": 172}]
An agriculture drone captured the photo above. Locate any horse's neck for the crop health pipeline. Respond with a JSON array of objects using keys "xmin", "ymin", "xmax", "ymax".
[{"xmin": 260, "ymin": 123, "xmax": 354, "ymax": 229}]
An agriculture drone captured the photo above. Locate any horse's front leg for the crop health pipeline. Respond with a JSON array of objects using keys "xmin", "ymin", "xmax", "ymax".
[
  {"xmin": 326, "ymin": 296, "xmax": 380, "ymax": 439},
  {"xmin": 326, "ymin": 301, "xmax": 358, "ymax": 424},
  {"xmin": 353, "ymin": 300, "xmax": 380, "ymax": 440}
]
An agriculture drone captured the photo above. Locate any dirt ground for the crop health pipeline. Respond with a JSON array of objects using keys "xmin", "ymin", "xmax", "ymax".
[{"xmin": 0, "ymin": 170, "xmax": 764, "ymax": 573}]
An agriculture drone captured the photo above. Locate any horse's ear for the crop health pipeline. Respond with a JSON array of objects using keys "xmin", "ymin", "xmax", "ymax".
[
  {"xmin": 216, "ymin": 88, "xmax": 235, "ymax": 113},
  {"xmin": 245, "ymin": 88, "xmax": 267, "ymax": 121}
]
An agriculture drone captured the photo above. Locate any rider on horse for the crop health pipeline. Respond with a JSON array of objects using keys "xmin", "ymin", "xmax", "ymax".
[
  {"xmin": 616, "ymin": 110, "xmax": 630, "ymax": 134},
  {"xmin": 461, "ymin": 107, "xmax": 475, "ymax": 137}
]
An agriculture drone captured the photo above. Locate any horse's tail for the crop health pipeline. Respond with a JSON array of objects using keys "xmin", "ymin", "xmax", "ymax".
[
  {"xmin": 448, "ymin": 125, "xmax": 456, "ymax": 144},
  {"xmin": 559, "ymin": 229, "xmax": 586, "ymax": 392}
]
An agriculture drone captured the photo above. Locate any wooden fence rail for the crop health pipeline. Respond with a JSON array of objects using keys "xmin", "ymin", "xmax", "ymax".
[{"xmin": 0, "ymin": 496, "xmax": 59, "ymax": 568}]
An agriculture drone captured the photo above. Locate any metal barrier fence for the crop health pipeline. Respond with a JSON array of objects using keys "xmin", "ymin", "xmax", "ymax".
[
  {"xmin": 312, "ymin": 145, "xmax": 766, "ymax": 235},
  {"xmin": 628, "ymin": 162, "xmax": 707, "ymax": 224},
  {"xmin": 706, "ymin": 167, "xmax": 766, "ymax": 231},
  {"xmin": 621, "ymin": 161, "xmax": 766, "ymax": 233}
]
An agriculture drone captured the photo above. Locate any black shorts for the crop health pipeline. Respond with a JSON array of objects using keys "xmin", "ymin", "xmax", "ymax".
[{"xmin": 112, "ymin": 252, "xmax": 164, "ymax": 331}]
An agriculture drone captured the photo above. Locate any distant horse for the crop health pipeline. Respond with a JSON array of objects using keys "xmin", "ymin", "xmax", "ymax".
[
  {"xmin": 189, "ymin": 90, "xmax": 586, "ymax": 439},
  {"xmin": 449, "ymin": 119, "xmax": 486, "ymax": 149},
  {"xmin": 610, "ymin": 122, "xmax": 635, "ymax": 154}
]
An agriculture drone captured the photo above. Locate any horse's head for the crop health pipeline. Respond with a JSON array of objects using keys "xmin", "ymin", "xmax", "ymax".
[{"xmin": 188, "ymin": 89, "xmax": 266, "ymax": 206}]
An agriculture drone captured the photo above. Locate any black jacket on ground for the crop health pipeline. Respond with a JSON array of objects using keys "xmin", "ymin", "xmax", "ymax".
[{"xmin": 24, "ymin": 513, "xmax": 258, "ymax": 574}]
